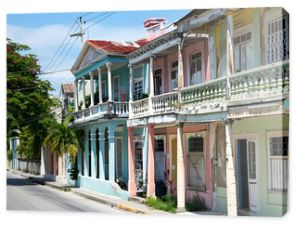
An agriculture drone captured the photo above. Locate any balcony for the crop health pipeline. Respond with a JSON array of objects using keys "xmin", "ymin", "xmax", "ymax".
[
  {"xmin": 73, "ymin": 101, "xmax": 129, "ymax": 124},
  {"xmin": 130, "ymin": 61, "xmax": 289, "ymax": 119}
]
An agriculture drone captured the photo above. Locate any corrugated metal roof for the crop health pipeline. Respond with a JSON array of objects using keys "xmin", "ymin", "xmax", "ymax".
[{"xmin": 61, "ymin": 83, "xmax": 74, "ymax": 94}]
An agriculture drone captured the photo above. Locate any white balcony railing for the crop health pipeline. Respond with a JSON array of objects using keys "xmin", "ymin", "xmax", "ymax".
[
  {"xmin": 73, "ymin": 102, "xmax": 129, "ymax": 123},
  {"xmin": 129, "ymin": 61, "xmax": 289, "ymax": 119},
  {"xmin": 131, "ymin": 98, "xmax": 149, "ymax": 118},
  {"xmin": 152, "ymin": 92, "xmax": 178, "ymax": 114}
]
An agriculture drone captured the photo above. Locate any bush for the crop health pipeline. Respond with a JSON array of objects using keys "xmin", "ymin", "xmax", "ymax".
[
  {"xmin": 185, "ymin": 196, "xmax": 208, "ymax": 212},
  {"xmin": 146, "ymin": 193, "xmax": 177, "ymax": 213}
]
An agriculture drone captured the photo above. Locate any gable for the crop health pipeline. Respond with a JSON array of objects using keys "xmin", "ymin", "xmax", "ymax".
[{"xmin": 79, "ymin": 47, "xmax": 103, "ymax": 69}]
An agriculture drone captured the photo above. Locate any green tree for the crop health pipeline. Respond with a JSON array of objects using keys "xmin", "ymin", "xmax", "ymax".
[
  {"xmin": 43, "ymin": 116, "xmax": 83, "ymax": 163},
  {"xmin": 7, "ymin": 38, "xmax": 58, "ymax": 159}
]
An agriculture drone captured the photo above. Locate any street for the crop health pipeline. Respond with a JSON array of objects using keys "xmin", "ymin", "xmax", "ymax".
[{"xmin": 7, "ymin": 171, "xmax": 127, "ymax": 213}]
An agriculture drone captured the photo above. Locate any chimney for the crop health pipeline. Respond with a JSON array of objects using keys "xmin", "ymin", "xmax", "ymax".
[{"xmin": 144, "ymin": 18, "xmax": 167, "ymax": 41}]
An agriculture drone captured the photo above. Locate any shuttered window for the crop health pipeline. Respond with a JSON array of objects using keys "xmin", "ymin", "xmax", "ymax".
[{"xmin": 269, "ymin": 135, "xmax": 288, "ymax": 192}]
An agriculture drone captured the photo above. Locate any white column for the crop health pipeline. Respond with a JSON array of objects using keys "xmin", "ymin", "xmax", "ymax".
[
  {"xmin": 97, "ymin": 68, "xmax": 102, "ymax": 104},
  {"xmin": 40, "ymin": 147, "xmax": 46, "ymax": 176},
  {"xmin": 149, "ymin": 56, "xmax": 154, "ymax": 113},
  {"xmin": 82, "ymin": 77, "xmax": 86, "ymax": 109},
  {"xmin": 106, "ymin": 62, "xmax": 113, "ymax": 102},
  {"xmin": 129, "ymin": 65, "xmax": 133, "ymax": 117},
  {"xmin": 74, "ymin": 80, "xmax": 78, "ymax": 111},
  {"xmin": 177, "ymin": 122, "xmax": 185, "ymax": 211},
  {"xmin": 225, "ymin": 120, "xmax": 237, "ymax": 216},
  {"xmin": 89, "ymin": 72, "xmax": 95, "ymax": 106},
  {"xmin": 226, "ymin": 14, "xmax": 234, "ymax": 98},
  {"xmin": 177, "ymin": 39, "xmax": 184, "ymax": 108}
]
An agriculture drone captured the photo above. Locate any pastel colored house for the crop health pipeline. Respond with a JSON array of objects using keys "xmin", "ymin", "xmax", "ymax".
[
  {"xmin": 70, "ymin": 39, "xmax": 147, "ymax": 199},
  {"xmin": 127, "ymin": 8, "xmax": 289, "ymax": 216}
]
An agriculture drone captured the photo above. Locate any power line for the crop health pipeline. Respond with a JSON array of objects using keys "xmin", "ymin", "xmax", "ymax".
[
  {"xmin": 55, "ymin": 36, "xmax": 79, "ymax": 69},
  {"xmin": 83, "ymin": 12, "xmax": 116, "ymax": 32},
  {"xmin": 84, "ymin": 12, "xmax": 109, "ymax": 23},
  {"xmin": 43, "ymin": 21, "xmax": 79, "ymax": 71}
]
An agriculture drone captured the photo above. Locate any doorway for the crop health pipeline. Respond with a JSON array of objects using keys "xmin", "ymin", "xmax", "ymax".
[{"xmin": 236, "ymin": 137, "xmax": 259, "ymax": 212}]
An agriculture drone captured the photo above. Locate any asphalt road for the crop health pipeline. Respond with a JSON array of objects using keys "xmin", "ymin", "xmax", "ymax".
[{"xmin": 7, "ymin": 171, "xmax": 126, "ymax": 213}]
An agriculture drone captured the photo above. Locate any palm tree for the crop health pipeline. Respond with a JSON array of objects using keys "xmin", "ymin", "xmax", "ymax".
[{"xmin": 43, "ymin": 116, "xmax": 83, "ymax": 163}]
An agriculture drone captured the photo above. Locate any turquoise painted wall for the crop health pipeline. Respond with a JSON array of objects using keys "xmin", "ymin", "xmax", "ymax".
[{"xmin": 73, "ymin": 119, "xmax": 130, "ymax": 200}]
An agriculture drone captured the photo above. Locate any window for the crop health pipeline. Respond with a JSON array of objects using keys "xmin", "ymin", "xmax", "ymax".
[
  {"xmin": 154, "ymin": 69, "xmax": 162, "ymax": 95},
  {"xmin": 187, "ymin": 135, "xmax": 205, "ymax": 189},
  {"xmin": 133, "ymin": 65, "xmax": 144, "ymax": 100},
  {"xmin": 190, "ymin": 52, "xmax": 203, "ymax": 85},
  {"xmin": 266, "ymin": 15, "xmax": 289, "ymax": 64},
  {"xmin": 268, "ymin": 132, "xmax": 288, "ymax": 192},
  {"xmin": 113, "ymin": 77, "xmax": 119, "ymax": 101},
  {"xmin": 133, "ymin": 78, "xmax": 144, "ymax": 100},
  {"xmin": 171, "ymin": 61, "xmax": 178, "ymax": 90},
  {"xmin": 134, "ymin": 141, "xmax": 143, "ymax": 191},
  {"xmin": 155, "ymin": 139, "xmax": 164, "ymax": 152},
  {"xmin": 234, "ymin": 30, "xmax": 253, "ymax": 72}
]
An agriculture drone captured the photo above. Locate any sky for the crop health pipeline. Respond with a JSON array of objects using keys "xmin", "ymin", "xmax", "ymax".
[{"xmin": 7, "ymin": 10, "xmax": 190, "ymax": 96}]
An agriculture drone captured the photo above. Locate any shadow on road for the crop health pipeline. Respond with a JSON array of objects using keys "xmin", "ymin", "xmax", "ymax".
[{"xmin": 7, "ymin": 177, "xmax": 38, "ymax": 186}]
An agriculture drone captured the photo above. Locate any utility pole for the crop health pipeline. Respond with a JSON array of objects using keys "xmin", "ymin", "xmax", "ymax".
[{"xmin": 70, "ymin": 16, "xmax": 85, "ymax": 45}]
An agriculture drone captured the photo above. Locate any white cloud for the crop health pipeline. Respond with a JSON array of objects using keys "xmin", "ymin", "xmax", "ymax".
[{"xmin": 7, "ymin": 22, "xmax": 148, "ymax": 95}]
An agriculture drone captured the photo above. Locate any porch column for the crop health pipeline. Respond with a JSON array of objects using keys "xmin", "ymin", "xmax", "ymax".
[
  {"xmin": 226, "ymin": 13, "xmax": 234, "ymax": 98},
  {"xmin": 99, "ymin": 129, "xmax": 105, "ymax": 180},
  {"xmin": 58, "ymin": 155, "xmax": 63, "ymax": 176},
  {"xmin": 74, "ymin": 79, "xmax": 78, "ymax": 111},
  {"xmin": 147, "ymin": 124, "xmax": 155, "ymax": 197},
  {"xmin": 89, "ymin": 72, "xmax": 95, "ymax": 107},
  {"xmin": 142, "ymin": 127, "xmax": 148, "ymax": 192},
  {"xmin": 209, "ymin": 123, "xmax": 218, "ymax": 210},
  {"xmin": 82, "ymin": 77, "xmax": 86, "ymax": 109},
  {"xmin": 129, "ymin": 65, "xmax": 133, "ymax": 117},
  {"xmin": 128, "ymin": 127, "xmax": 136, "ymax": 196},
  {"xmin": 91, "ymin": 128, "xmax": 97, "ymax": 178},
  {"xmin": 84, "ymin": 129, "xmax": 89, "ymax": 176},
  {"xmin": 176, "ymin": 122, "xmax": 185, "ymax": 211},
  {"xmin": 225, "ymin": 119, "xmax": 237, "ymax": 216},
  {"xmin": 106, "ymin": 62, "xmax": 113, "ymax": 102},
  {"xmin": 108, "ymin": 124, "xmax": 116, "ymax": 181},
  {"xmin": 97, "ymin": 68, "xmax": 102, "ymax": 104},
  {"xmin": 177, "ymin": 37, "xmax": 184, "ymax": 107},
  {"xmin": 149, "ymin": 56, "xmax": 154, "ymax": 113}
]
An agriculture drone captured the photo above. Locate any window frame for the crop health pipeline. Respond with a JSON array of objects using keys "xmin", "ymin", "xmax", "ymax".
[
  {"xmin": 170, "ymin": 60, "xmax": 178, "ymax": 91},
  {"xmin": 267, "ymin": 130, "xmax": 289, "ymax": 193},
  {"xmin": 186, "ymin": 132, "xmax": 206, "ymax": 190},
  {"xmin": 233, "ymin": 24, "xmax": 254, "ymax": 73},
  {"xmin": 189, "ymin": 51, "xmax": 203, "ymax": 86}
]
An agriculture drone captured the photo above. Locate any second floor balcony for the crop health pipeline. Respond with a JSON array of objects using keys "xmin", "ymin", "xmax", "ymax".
[{"xmin": 130, "ymin": 60, "xmax": 289, "ymax": 119}]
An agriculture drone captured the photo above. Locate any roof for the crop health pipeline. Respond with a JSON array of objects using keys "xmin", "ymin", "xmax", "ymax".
[
  {"xmin": 174, "ymin": 9, "xmax": 209, "ymax": 25},
  {"xmin": 87, "ymin": 40, "xmax": 140, "ymax": 54},
  {"xmin": 61, "ymin": 83, "xmax": 74, "ymax": 94}
]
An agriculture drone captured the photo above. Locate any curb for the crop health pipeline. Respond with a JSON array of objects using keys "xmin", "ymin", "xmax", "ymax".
[{"xmin": 72, "ymin": 190, "xmax": 146, "ymax": 214}]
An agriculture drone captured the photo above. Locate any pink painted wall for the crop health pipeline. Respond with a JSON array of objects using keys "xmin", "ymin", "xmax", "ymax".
[
  {"xmin": 154, "ymin": 123, "xmax": 213, "ymax": 209},
  {"xmin": 153, "ymin": 38, "xmax": 210, "ymax": 94}
]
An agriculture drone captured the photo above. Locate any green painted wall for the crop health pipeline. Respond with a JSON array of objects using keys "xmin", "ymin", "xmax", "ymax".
[{"xmin": 215, "ymin": 114, "xmax": 289, "ymax": 216}]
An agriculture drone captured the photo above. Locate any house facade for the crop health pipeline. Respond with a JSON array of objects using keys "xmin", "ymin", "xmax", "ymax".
[
  {"xmin": 67, "ymin": 8, "xmax": 289, "ymax": 216},
  {"xmin": 126, "ymin": 8, "xmax": 289, "ymax": 216}
]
